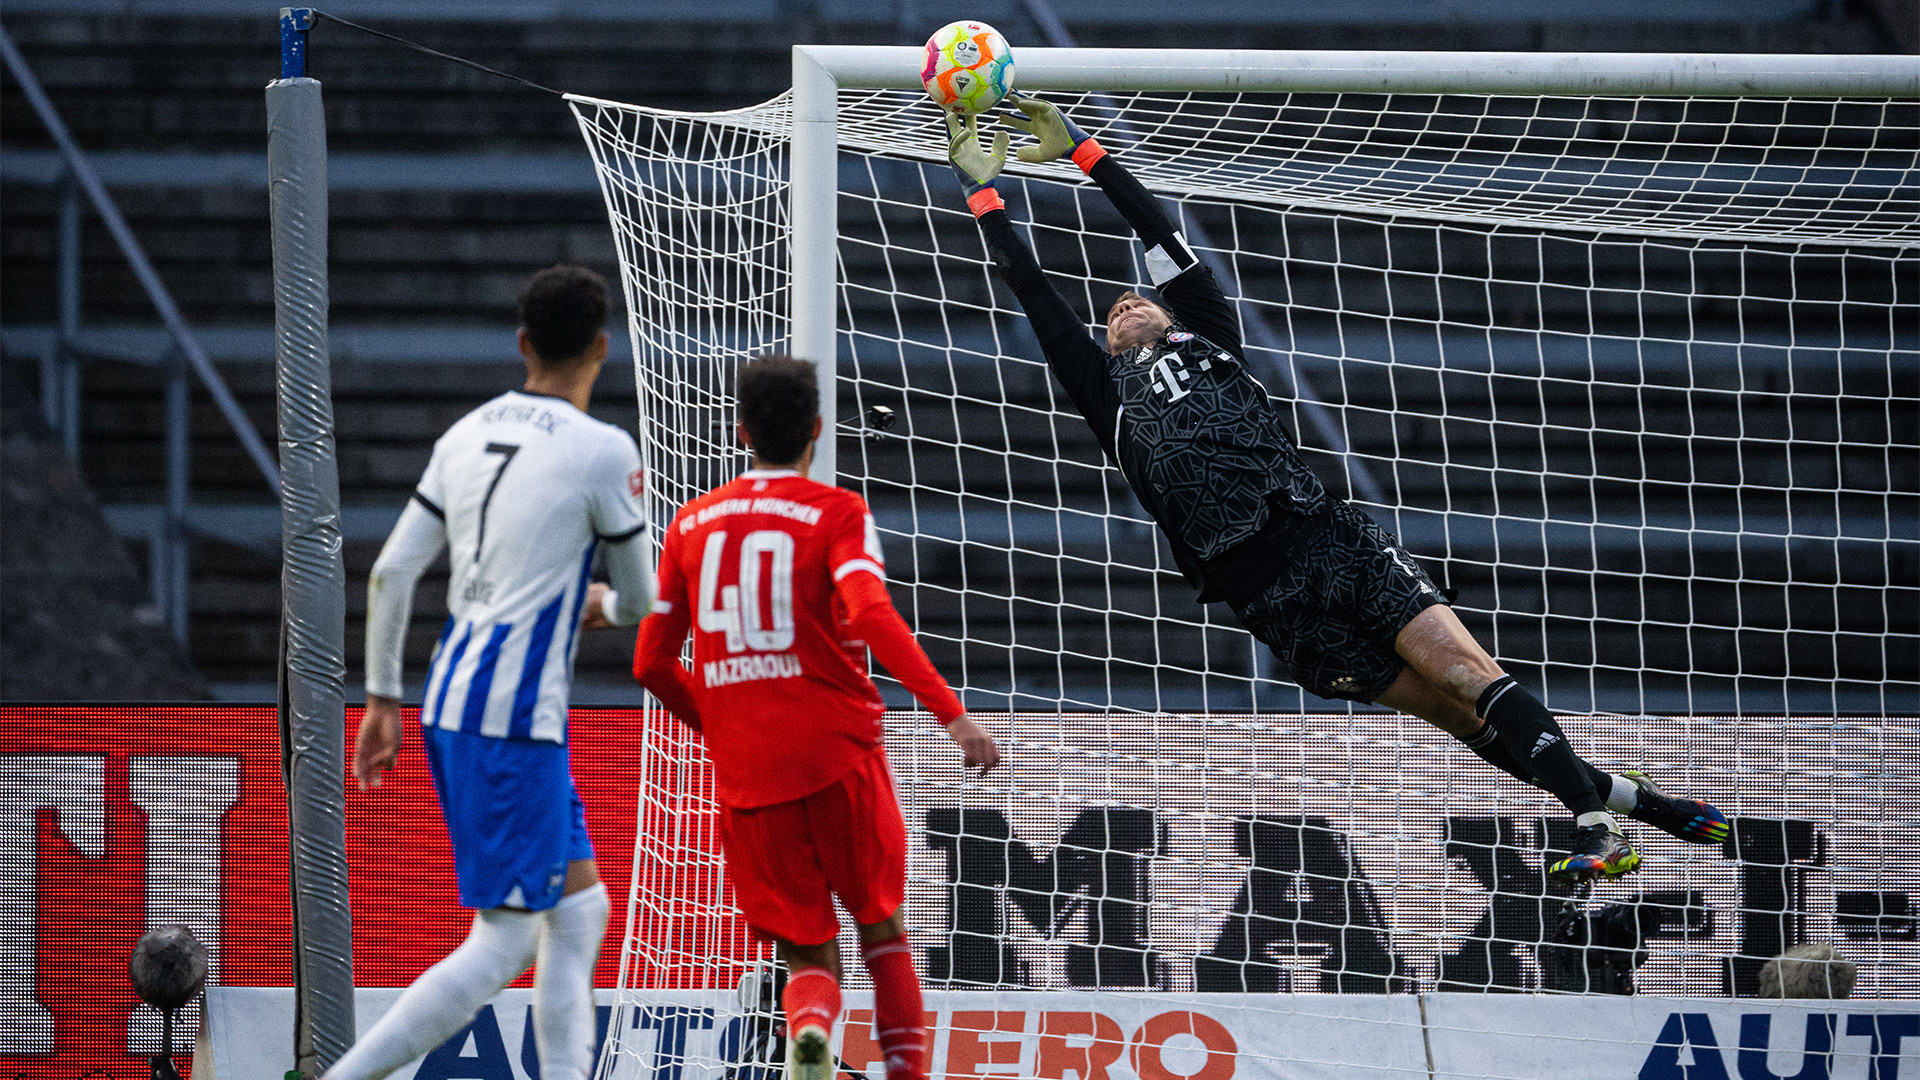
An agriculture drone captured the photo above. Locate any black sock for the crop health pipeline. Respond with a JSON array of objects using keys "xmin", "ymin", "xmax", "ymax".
[
  {"xmin": 1460, "ymin": 721, "xmax": 1538, "ymax": 787},
  {"xmin": 1474, "ymin": 676, "xmax": 1605, "ymax": 818},
  {"xmin": 1460, "ymin": 717, "xmax": 1618, "ymax": 804}
]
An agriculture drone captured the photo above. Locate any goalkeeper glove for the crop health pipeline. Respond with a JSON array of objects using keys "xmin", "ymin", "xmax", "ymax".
[
  {"xmin": 1005, "ymin": 92, "xmax": 1106, "ymax": 173},
  {"xmin": 947, "ymin": 112, "xmax": 1010, "ymax": 217}
]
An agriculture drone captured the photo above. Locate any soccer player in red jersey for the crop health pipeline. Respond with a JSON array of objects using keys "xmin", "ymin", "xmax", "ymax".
[{"xmin": 633, "ymin": 353, "xmax": 999, "ymax": 1080}]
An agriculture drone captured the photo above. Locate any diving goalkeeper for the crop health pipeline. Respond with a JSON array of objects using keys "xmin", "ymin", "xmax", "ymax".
[{"xmin": 947, "ymin": 96, "xmax": 1728, "ymax": 880}]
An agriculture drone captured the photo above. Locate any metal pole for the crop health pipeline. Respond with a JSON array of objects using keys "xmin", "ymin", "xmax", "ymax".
[
  {"xmin": 38, "ymin": 347, "xmax": 60, "ymax": 438},
  {"xmin": 147, "ymin": 521, "xmax": 167, "ymax": 624},
  {"xmin": 267, "ymin": 7, "xmax": 354, "ymax": 1073},
  {"xmin": 791, "ymin": 46, "xmax": 840, "ymax": 481},
  {"xmin": 164, "ymin": 349, "xmax": 190, "ymax": 644},
  {"xmin": 0, "ymin": 22, "xmax": 281, "ymax": 493},
  {"xmin": 56, "ymin": 177, "xmax": 82, "ymax": 462}
]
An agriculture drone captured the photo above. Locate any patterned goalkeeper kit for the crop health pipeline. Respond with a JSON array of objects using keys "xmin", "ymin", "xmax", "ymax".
[
  {"xmin": 1107, "ymin": 326, "xmax": 1326, "ymax": 572},
  {"xmin": 975, "ymin": 152, "xmax": 1448, "ymax": 702}
]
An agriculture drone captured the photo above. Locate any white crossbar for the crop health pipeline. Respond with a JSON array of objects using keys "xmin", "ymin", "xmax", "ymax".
[{"xmin": 797, "ymin": 45, "xmax": 1920, "ymax": 98}]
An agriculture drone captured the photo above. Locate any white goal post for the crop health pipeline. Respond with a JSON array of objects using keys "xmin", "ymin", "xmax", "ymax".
[{"xmin": 570, "ymin": 47, "xmax": 1918, "ymax": 1080}]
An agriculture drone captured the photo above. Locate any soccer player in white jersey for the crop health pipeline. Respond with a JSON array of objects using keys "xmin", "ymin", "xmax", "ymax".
[{"xmin": 323, "ymin": 265, "xmax": 653, "ymax": 1080}]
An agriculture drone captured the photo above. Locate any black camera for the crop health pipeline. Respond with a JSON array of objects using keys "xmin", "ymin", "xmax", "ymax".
[
  {"xmin": 1539, "ymin": 902, "xmax": 1648, "ymax": 994},
  {"xmin": 1539, "ymin": 891, "xmax": 1708, "ymax": 995}
]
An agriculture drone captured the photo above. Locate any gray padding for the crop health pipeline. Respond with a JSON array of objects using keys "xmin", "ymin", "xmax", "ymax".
[{"xmin": 267, "ymin": 74, "xmax": 356, "ymax": 1071}]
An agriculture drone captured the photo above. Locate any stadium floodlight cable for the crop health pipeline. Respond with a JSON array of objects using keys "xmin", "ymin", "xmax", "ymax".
[
  {"xmin": 267, "ymin": 7, "xmax": 353, "ymax": 1073},
  {"xmin": 296, "ymin": 8, "xmax": 567, "ymax": 97},
  {"xmin": 570, "ymin": 44, "xmax": 1918, "ymax": 1079}
]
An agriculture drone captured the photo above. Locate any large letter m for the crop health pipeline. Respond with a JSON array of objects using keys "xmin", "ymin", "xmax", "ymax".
[{"xmin": 924, "ymin": 806, "xmax": 1162, "ymax": 989}]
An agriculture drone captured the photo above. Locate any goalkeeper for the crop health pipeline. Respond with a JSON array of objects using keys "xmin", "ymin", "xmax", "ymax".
[{"xmin": 948, "ymin": 97, "xmax": 1728, "ymax": 880}]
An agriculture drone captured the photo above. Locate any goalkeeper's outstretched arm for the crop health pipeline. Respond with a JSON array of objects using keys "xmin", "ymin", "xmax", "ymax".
[
  {"xmin": 1002, "ymin": 96, "xmax": 1243, "ymax": 359},
  {"xmin": 949, "ymin": 115, "xmax": 1121, "ymax": 457}
]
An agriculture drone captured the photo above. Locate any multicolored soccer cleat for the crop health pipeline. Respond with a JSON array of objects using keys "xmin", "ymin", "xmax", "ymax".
[
  {"xmin": 1549, "ymin": 823, "xmax": 1641, "ymax": 881},
  {"xmin": 1624, "ymin": 770, "xmax": 1731, "ymax": 846}
]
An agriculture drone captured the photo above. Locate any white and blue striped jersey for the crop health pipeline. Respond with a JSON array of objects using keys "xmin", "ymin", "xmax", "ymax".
[{"xmin": 366, "ymin": 389, "xmax": 649, "ymax": 744}]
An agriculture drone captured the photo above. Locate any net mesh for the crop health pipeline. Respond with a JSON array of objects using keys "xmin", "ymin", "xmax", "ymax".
[{"xmin": 569, "ymin": 81, "xmax": 1917, "ymax": 1076}]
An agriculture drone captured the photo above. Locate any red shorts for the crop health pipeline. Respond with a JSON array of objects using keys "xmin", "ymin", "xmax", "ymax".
[{"xmin": 720, "ymin": 747, "xmax": 907, "ymax": 947}]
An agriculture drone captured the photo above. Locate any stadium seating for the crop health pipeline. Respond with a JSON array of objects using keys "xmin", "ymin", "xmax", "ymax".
[{"xmin": 0, "ymin": 6, "xmax": 1905, "ymax": 704}]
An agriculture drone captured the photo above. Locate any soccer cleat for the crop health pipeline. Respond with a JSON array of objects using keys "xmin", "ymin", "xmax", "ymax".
[
  {"xmin": 788, "ymin": 1023, "xmax": 833, "ymax": 1080},
  {"xmin": 1624, "ymin": 770, "xmax": 1730, "ymax": 846},
  {"xmin": 1549, "ymin": 823, "xmax": 1641, "ymax": 881}
]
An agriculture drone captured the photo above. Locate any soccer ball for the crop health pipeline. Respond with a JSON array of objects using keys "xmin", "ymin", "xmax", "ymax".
[{"xmin": 921, "ymin": 21, "xmax": 1014, "ymax": 118}]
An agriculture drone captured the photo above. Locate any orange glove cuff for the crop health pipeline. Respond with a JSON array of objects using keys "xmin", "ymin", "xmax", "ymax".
[
  {"xmin": 967, "ymin": 187, "xmax": 1006, "ymax": 217},
  {"xmin": 1071, "ymin": 138, "xmax": 1108, "ymax": 174}
]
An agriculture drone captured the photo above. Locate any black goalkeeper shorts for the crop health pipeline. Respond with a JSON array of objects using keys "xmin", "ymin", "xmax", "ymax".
[{"xmin": 1227, "ymin": 502, "xmax": 1448, "ymax": 703}]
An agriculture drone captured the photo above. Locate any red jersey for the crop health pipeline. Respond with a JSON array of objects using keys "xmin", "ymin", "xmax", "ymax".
[{"xmin": 634, "ymin": 469, "xmax": 964, "ymax": 808}]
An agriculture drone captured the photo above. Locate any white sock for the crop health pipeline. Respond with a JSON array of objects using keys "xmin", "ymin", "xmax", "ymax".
[
  {"xmin": 533, "ymin": 883, "xmax": 611, "ymax": 1080},
  {"xmin": 1576, "ymin": 810, "xmax": 1620, "ymax": 832},
  {"xmin": 325, "ymin": 907, "xmax": 541, "ymax": 1080},
  {"xmin": 1605, "ymin": 774, "xmax": 1640, "ymax": 814}
]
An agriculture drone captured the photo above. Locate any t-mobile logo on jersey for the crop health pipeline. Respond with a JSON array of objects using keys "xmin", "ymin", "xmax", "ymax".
[{"xmin": 1150, "ymin": 356, "xmax": 1192, "ymax": 402}]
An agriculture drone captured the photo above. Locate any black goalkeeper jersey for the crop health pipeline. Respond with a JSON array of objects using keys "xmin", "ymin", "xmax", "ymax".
[
  {"xmin": 975, "ymin": 154, "xmax": 1330, "ymax": 602},
  {"xmin": 1100, "ymin": 317, "xmax": 1329, "ymax": 576}
]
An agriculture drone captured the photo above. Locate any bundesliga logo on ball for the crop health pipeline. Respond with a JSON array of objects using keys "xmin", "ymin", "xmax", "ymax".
[{"xmin": 921, "ymin": 20, "xmax": 1014, "ymax": 117}]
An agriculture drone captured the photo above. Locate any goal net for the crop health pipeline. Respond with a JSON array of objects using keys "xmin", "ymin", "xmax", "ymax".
[{"xmin": 570, "ymin": 52, "xmax": 1917, "ymax": 1079}]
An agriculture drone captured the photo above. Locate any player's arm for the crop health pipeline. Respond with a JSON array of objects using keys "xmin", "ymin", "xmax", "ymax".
[
  {"xmin": 1006, "ymin": 94, "xmax": 1244, "ymax": 358},
  {"xmin": 582, "ymin": 436, "xmax": 657, "ymax": 631},
  {"xmin": 633, "ymin": 606, "xmax": 702, "ymax": 732},
  {"xmin": 831, "ymin": 506, "xmax": 999, "ymax": 771},
  {"xmin": 840, "ymin": 574, "xmax": 998, "ymax": 772},
  {"xmin": 630, "ymin": 525, "xmax": 703, "ymax": 732},
  {"xmin": 358, "ymin": 492, "xmax": 448, "ymax": 790},
  {"xmin": 949, "ymin": 115, "xmax": 1120, "ymax": 455}
]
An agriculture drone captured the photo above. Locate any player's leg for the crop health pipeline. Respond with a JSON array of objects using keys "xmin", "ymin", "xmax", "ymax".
[
  {"xmin": 1374, "ymin": 659, "xmax": 1726, "ymax": 845},
  {"xmin": 1355, "ymin": 506, "xmax": 1726, "ymax": 847},
  {"xmin": 815, "ymin": 750, "xmax": 925, "ymax": 1080},
  {"xmin": 1374, "ymin": 661, "xmax": 1631, "ymax": 809},
  {"xmin": 778, "ymin": 936, "xmax": 843, "ymax": 1080},
  {"xmin": 323, "ymin": 904, "xmax": 542, "ymax": 1080},
  {"xmin": 531, "ymin": 797, "xmax": 610, "ymax": 1080},
  {"xmin": 1358, "ymin": 527, "xmax": 1610, "ymax": 821},
  {"xmin": 1389, "ymin": 602, "xmax": 1639, "ymax": 878},
  {"xmin": 717, "ymin": 796, "xmax": 844, "ymax": 1080},
  {"xmin": 856, "ymin": 909, "xmax": 928, "ymax": 1080},
  {"xmin": 1242, "ymin": 504, "xmax": 1631, "ymax": 878},
  {"xmin": 781, "ymin": 936, "xmax": 844, "ymax": 981},
  {"xmin": 1390, "ymin": 605, "xmax": 1727, "ymax": 849},
  {"xmin": 328, "ymin": 723, "xmax": 588, "ymax": 1078}
]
